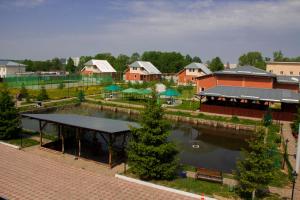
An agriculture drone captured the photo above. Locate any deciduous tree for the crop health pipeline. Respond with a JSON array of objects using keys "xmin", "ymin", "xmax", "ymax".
[
  {"xmin": 209, "ymin": 57, "xmax": 224, "ymax": 72},
  {"xmin": 238, "ymin": 51, "xmax": 266, "ymax": 70}
]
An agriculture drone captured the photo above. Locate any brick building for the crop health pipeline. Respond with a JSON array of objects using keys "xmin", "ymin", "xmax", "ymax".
[
  {"xmin": 177, "ymin": 62, "xmax": 211, "ymax": 85},
  {"xmin": 196, "ymin": 66, "xmax": 300, "ymax": 121},
  {"xmin": 124, "ymin": 61, "xmax": 161, "ymax": 82}
]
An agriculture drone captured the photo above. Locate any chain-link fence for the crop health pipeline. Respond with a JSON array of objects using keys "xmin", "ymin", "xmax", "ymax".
[{"xmin": 4, "ymin": 74, "xmax": 115, "ymax": 89}]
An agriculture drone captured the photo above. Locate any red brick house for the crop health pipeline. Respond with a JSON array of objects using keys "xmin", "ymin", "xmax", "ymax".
[
  {"xmin": 124, "ymin": 61, "xmax": 161, "ymax": 82},
  {"xmin": 177, "ymin": 62, "xmax": 211, "ymax": 85}
]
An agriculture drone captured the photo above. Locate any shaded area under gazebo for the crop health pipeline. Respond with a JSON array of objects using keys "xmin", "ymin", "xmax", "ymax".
[{"xmin": 22, "ymin": 114, "xmax": 139, "ymax": 168}]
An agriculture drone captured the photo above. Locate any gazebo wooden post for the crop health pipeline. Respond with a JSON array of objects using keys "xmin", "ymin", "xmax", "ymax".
[
  {"xmin": 39, "ymin": 120, "xmax": 42, "ymax": 146},
  {"xmin": 61, "ymin": 126, "xmax": 65, "ymax": 154},
  {"xmin": 58, "ymin": 124, "xmax": 61, "ymax": 141},
  {"xmin": 77, "ymin": 128, "xmax": 81, "ymax": 157},
  {"xmin": 108, "ymin": 134, "xmax": 113, "ymax": 169}
]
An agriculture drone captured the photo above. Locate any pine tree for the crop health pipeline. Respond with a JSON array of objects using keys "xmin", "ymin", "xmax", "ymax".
[
  {"xmin": 127, "ymin": 91, "xmax": 178, "ymax": 180},
  {"xmin": 235, "ymin": 128, "xmax": 274, "ymax": 199},
  {"xmin": 36, "ymin": 86, "xmax": 49, "ymax": 101},
  {"xmin": 0, "ymin": 87, "xmax": 21, "ymax": 139}
]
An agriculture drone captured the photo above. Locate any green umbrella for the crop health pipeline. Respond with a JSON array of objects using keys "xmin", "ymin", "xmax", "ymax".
[
  {"xmin": 159, "ymin": 89, "xmax": 181, "ymax": 97},
  {"xmin": 122, "ymin": 88, "xmax": 139, "ymax": 94},
  {"xmin": 137, "ymin": 89, "xmax": 152, "ymax": 95},
  {"xmin": 104, "ymin": 84, "xmax": 121, "ymax": 92}
]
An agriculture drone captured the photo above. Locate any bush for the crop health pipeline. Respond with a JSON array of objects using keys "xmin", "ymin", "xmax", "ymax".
[
  {"xmin": 77, "ymin": 90, "xmax": 85, "ymax": 102},
  {"xmin": 57, "ymin": 82, "xmax": 65, "ymax": 89},
  {"xmin": 36, "ymin": 86, "xmax": 49, "ymax": 101}
]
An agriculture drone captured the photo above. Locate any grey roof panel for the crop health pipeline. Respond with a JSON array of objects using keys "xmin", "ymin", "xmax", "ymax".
[
  {"xmin": 185, "ymin": 62, "xmax": 211, "ymax": 74},
  {"xmin": 276, "ymin": 76, "xmax": 300, "ymax": 84},
  {"xmin": 22, "ymin": 114, "xmax": 139, "ymax": 134},
  {"xmin": 214, "ymin": 65, "xmax": 275, "ymax": 77},
  {"xmin": 129, "ymin": 61, "xmax": 161, "ymax": 74},
  {"xmin": 0, "ymin": 60, "xmax": 26, "ymax": 67},
  {"xmin": 199, "ymin": 86, "xmax": 300, "ymax": 103}
]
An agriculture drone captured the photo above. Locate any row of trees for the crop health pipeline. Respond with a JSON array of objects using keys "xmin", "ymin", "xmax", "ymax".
[{"xmin": 21, "ymin": 50, "xmax": 299, "ymax": 74}]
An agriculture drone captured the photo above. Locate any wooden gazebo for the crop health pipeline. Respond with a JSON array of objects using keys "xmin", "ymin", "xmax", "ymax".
[{"xmin": 22, "ymin": 114, "xmax": 138, "ymax": 168}]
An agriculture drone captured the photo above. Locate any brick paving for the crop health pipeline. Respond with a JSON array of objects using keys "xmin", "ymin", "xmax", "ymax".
[{"xmin": 0, "ymin": 144, "xmax": 198, "ymax": 200}]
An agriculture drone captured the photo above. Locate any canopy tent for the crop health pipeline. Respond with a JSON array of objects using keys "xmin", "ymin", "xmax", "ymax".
[
  {"xmin": 136, "ymin": 89, "xmax": 152, "ymax": 95},
  {"xmin": 160, "ymin": 89, "xmax": 181, "ymax": 97},
  {"xmin": 121, "ymin": 88, "xmax": 139, "ymax": 94},
  {"xmin": 104, "ymin": 84, "xmax": 121, "ymax": 92}
]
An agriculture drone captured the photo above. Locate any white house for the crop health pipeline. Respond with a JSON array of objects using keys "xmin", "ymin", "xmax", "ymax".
[
  {"xmin": 0, "ymin": 60, "xmax": 26, "ymax": 78},
  {"xmin": 124, "ymin": 61, "xmax": 162, "ymax": 82},
  {"xmin": 81, "ymin": 59, "xmax": 116, "ymax": 75}
]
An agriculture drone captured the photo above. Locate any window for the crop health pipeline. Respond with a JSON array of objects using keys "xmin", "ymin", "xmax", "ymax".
[
  {"xmin": 290, "ymin": 71, "xmax": 294, "ymax": 75},
  {"xmin": 132, "ymin": 67, "xmax": 137, "ymax": 70},
  {"xmin": 269, "ymin": 70, "xmax": 273, "ymax": 73},
  {"xmin": 280, "ymin": 71, "xmax": 283, "ymax": 75},
  {"xmin": 189, "ymin": 69, "xmax": 192, "ymax": 72},
  {"xmin": 201, "ymin": 88, "xmax": 204, "ymax": 91},
  {"xmin": 134, "ymin": 75, "xmax": 137, "ymax": 78},
  {"xmin": 198, "ymin": 69, "xmax": 201, "ymax": 72},
  {"xmin": 192, "ymin": 69, "xmax": 195, "ymax": 72}
]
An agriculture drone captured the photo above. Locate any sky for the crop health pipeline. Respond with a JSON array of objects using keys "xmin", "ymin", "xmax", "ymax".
[{"xmin": 0, "ymin": 0, "xmax": 299, "ymax": 63}]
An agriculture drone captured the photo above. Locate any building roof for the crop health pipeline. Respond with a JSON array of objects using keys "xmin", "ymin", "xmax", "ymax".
[
  {"xmin": 267, "ymin": 61, "xmax": 300, "ymax": 65},
  {"xmin": 22, "ymin": 114, "xmax": 139, "ymax": 134},
  {"xmin": 199, "ymin": 86, "xmax": 300, "ymax": 104},
  {"xmin": 214, "ymin": 65, "xmax": 275, "ymax": 77},
  {"xmin": 0, "ymin": 60, "xmax": 26, "ymax": 67},
  {"xmin": 184, "ymin": 62, "xmax": 211, "ymax": 74},
  {"xmin": 276, "ymin": 76, "xmax": 300, "ymax": 85},
  {"xmin": 129, "ymin": 61, "xmax": 161, "ymax": 74},
  {"xmin": 84, "ymin": 59, "xmax": 116, "ymax": 73}
]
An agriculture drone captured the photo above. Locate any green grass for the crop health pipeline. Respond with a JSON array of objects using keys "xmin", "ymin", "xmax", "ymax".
[
  {"xmin": 172, "ymin": 100, "xmax": 199, "ymax": 111},
  {"xmin": 3, "ymin": 137, "xmax": 39, "ymax": 148},
  {"xmin": 152, "ymin": 178, "xmax": 237, "ymax": 198}
]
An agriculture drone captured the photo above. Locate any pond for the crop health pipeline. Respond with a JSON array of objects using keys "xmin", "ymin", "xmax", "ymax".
[{"xmin": 21, "ymin": 106, "xmax": 250, "ymax": 173}]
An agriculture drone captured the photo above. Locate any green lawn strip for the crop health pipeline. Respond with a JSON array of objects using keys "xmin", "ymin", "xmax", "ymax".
[
  {"xmin": 3, "ymin": 138, "xmax": 39, "ymax": 148},
  {"xmin": 172, "ymin": 100, "xmax": 199, "ymax": 111},
  {"xmin": 151, "ymin": 178, "xmax": 237, "ymax": 198},
  {"xmin": 266, "ymin": 124, "xmax": 291, "ymax": 187},
  {"xmin": 122, "ymin": 172, "xmax": 236, "ymax": 198}
]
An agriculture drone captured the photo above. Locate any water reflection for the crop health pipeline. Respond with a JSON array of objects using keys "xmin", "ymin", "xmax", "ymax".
[{"xmin": 21, "ymin": 106, "xmax": 250, "ymax": 172}]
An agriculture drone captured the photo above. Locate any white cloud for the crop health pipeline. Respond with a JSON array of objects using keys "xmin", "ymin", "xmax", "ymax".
[{"xmin": 0, "ymin": 0, "xmax": 46, "ymax": 8}]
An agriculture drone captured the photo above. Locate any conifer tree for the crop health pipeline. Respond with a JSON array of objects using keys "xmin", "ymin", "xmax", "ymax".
[
  {"xmin": 127, "ymin": 91, "xmax": 178, "ymax": 180},
  {"xmin": 0, "ymin": 87, "xmax": 20, "ymax": 139},
  {"xmin": 19, "ymin": 83, "xmax": 29, "ymax": 99},
  {"xmin": 235, "ymin": 128, "xmax": 274, "ymax": 199}
]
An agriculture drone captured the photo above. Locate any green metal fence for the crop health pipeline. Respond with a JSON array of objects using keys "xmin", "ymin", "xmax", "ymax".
[{"xmin": 4, "ymin": 74, "xmax": 114, "ymax": 89}]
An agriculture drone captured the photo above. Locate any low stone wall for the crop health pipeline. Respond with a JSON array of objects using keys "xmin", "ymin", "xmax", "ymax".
[
  {"xmin": 20, "ymin": 103, "xmax": 79, "ymax": 114},
  {"xmin": 81, "ymin": 102, "xmax": 256, "ymax": 133}
]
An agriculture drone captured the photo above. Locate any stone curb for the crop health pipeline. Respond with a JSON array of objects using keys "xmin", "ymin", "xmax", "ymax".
[
  {"xmin": 115, "ymin": 174, "xmax": 216, "ymax": 200},
  {"xmin": 0, "ymin": 141, "xmax": 20, "ymax": 149}
]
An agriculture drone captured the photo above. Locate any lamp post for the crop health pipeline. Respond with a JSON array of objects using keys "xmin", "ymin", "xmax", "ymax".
[{"xmin": 291, "ymin": 170, "xmax": 297, "ymax": 200}]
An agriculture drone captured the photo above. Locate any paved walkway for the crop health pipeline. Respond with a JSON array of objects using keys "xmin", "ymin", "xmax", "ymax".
[
  {"xmin": 0, "ymin": 144, "xmax": 198, "ymax": 200},
  {"xmin": 280, "ymin": 122, "xmax": 300, "ymax": 199}
]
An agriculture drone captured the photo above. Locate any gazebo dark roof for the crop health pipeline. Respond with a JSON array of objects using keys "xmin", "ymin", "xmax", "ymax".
[
  {"xmin": 199, "ymin": 86, "xmax": 300, "ymax": 104},
  {"xmin": 22, "ymin": 114, "xmax": 139, "ymax": 134}
]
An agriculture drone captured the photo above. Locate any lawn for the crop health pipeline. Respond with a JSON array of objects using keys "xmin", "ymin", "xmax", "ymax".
[
  {"xmin": 3, "ymin": 137, "xmax": 39, "ymax": 148},
  {"xmin": 172, "ymin": 100, "xmax": 199, "ymax": 111}
]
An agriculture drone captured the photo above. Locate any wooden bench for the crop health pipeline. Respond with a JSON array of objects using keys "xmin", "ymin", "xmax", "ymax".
[{"xmin": 195, "ymin": 167, "xmax": 223, "ymax": 183}]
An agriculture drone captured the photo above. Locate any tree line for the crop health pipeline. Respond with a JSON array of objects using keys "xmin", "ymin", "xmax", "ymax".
[{"xmin": 20, "ymin": 50, "xmax": 299, "ymax": 73}]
